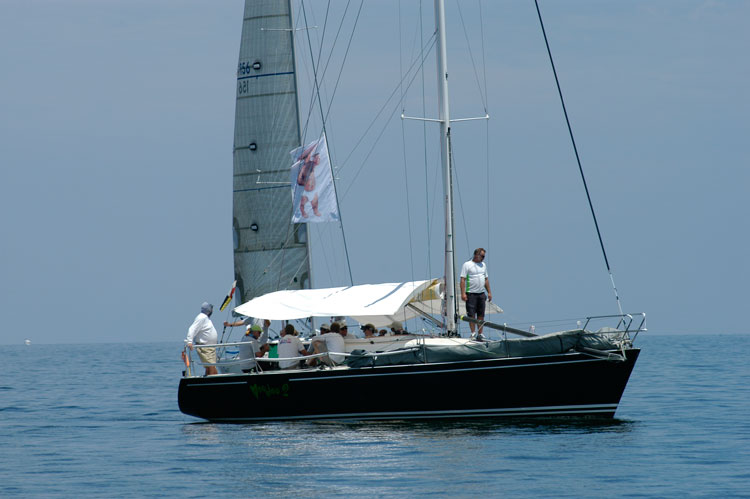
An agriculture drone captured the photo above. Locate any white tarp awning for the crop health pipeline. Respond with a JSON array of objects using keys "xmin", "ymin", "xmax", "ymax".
[{"xmin": 233, "ymin": 279, "xmax": 502, "ymax": 328}]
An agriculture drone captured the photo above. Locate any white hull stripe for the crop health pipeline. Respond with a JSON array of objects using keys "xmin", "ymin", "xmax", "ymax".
[
  {"xmin": 191, "ymin": 381, "xmax": 247, "ymax": 387},
  {"xmin": 287, "ymin": 357, "xmax": 606, "ymax": 382},
  {"xmin": 210, "ymin": 404, "xmax": 619, "ymax": 422}
]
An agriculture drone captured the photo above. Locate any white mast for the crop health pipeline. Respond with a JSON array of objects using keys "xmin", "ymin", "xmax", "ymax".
[{"xmin": 434, "ymin": 0, "xmax": 457, "ymax": 334}]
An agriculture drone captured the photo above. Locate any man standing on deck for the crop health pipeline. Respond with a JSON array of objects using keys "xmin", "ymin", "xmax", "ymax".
[
  {"xmin": 460, "ymin": 248, "xmax": 493, "ymax": 340},
  {"xmin": 186, "ymin": 302, "xmax": 219, "ymax": 376}
]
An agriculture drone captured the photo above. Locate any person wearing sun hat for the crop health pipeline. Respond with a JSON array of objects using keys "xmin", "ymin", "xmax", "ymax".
[{"xmin": 238, "ymin": 323, "xmax": 269, "ymax": 373}]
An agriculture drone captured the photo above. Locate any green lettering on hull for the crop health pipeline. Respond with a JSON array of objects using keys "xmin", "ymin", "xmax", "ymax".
[{"xmin": 248, "ymin": 383, "xmax": 290, "ymax": 400}]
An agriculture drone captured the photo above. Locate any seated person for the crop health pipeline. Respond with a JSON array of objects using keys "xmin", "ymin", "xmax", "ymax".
[
  {"xmin": 390, "ymin": 320, "xmax": 406, "ymax": 335},
  {"xmin": 339, "ymin": 323, "xmax": 351, "ymax": 338},
  {"xmin": 278, "ymin": 324, "xmax": 309, "ymax": 369},
  {"xmin": 238, "ymin": 324, "xmax": 270, "ymax": 372},
  {"xmin": 361, "ymin": 323, "xmax": 377, "ymax": 338},
  {"xmin": 309, "ymin": 322, "xmax": 346, "ymax": 366}
]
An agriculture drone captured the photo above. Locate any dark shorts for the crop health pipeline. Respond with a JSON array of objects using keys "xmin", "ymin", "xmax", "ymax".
[{"xmin": 466, "ymin": 292, "xmax": 486, "ymax": 317}]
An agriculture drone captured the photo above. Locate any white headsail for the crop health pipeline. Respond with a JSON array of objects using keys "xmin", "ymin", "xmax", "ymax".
[{"xmin": 232, "ymin": 0, "xmax": 311, "ymax": 305}]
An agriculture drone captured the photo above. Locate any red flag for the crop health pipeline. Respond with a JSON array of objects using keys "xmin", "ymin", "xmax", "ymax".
[{"xmin": 220, "ymin": 280, "xmax": 237, "ymax": 311}]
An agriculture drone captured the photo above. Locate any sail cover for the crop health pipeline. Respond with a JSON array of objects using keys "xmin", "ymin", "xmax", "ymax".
[
  {"xmin": 232, "ymin": 0, "xmax": 310, "ymax": 305},
  {"xmin": 234, "ymin": 279, "xmax": 502, "ymax": 327}
]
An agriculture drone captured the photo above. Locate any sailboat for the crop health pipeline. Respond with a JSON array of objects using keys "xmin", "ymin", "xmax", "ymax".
[{"xmin": 178, "ymin": 0, "xmax": 644, "ymax": 422}]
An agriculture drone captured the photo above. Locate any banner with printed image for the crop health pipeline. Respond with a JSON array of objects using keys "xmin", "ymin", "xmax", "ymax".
[{"xmin": 290, "ymin": 135, "xmax": 339, "ymax": 223}]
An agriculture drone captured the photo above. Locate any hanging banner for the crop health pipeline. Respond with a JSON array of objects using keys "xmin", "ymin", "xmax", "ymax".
[{"xmin": 290, "ymin": 135, "xmax": 340, "ymax": 223}]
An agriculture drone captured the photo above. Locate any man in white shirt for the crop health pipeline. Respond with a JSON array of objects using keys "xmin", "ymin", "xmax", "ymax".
[
  {"xmin": 460, "ymin": 248, "xmax": 493, "ymax": 339},
  {"xmin": 278, "ymin": 324, "xmax": 309, "ymax": 369},
  {"xmin": 224, "ymin": 315, "xmax": 260, "ymax": 329},
  {"xmin": 310, "ymin": 322, "xmax": 346, "ymax": 366},
  {"xmin": 186, "ymin": 302, "xmax": 219, "ymax": 375}
]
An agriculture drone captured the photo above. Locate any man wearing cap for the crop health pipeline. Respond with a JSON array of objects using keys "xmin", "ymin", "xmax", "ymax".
[
  {"xmin": 318, "ymin": 323, "xmax": 330, "ymax": 335},
  {"xmin": 278, "ymin": 324, "xmax": 309, "ymax": 369},
  {"xmin": 310, "ymin": 321, "xmax": 346, "ymax": 366},
  {"xmin": 339, "ymin": 323, "xmax": 351, "ymax": 339},
  {"xmin": 186, "ymin": 302, "xmax": 219, "ymax": 376},
  {"xmin": 390, "ymin": 321, "xmax": 405, "ymax": 335},
  {"xmin": 361, "ymin": 323, "xmax": 377, "ymax": 339},
  {"xmin": 238, "ymin": 323, "xmax": 270, "ymax": 373},
  {"xmin": 460, "ymin": 247, "xmax": 493, "ymax": 339}
]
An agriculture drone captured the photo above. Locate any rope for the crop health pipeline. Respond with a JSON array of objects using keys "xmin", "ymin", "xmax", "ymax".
[{"xmin": 533, "ymin": 0, "xmax": 623, "ymax": 315}]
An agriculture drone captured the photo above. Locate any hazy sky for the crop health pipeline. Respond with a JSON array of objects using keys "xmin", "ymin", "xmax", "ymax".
[{"xmin": 1, "ymin": 1, "xmax": 747, "ymax": 344}]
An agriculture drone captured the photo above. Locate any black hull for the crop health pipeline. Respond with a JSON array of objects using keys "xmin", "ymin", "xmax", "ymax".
[{"xmin": 178, "ymin": 349, "xmax": 639, "ymax": 422}]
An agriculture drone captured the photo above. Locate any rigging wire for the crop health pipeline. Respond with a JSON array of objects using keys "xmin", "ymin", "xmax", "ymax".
[
  {"xmin": 298, "ymin": 0, "xmax": 357, "ymax": 287},
  {"xmin": 533, "ymin": 0, "xmax": 623, "ymax": 315},
  {"xmin": 322, "ymin": 0, "xmax": 366, "ymax": 125},
  {"xmin": 437, "ymin": 1, "xmax": 491, "ymax": 277},
  {"xmin": 419, "ymin": 0, "xmax": 432, "ymax": 280},
  {"xmin": 399, "ymin": 0, "xmax": 416, "ymax": 282},
  {"xmin": 300, "ymin": 2, "xmax": 326, "ymax": 143},
  {"xmin": 454, "ymin": 0, "xmax": 488, "ymax": 110},
  {"xmin": 338, "ymin": 32, "xmax": 437, "ymax": 172},
  {"xmin": 253, "ymin": 5, "xmax": 322, "ymax": 289},
  {"xmin": 478, "ymin": 0, "xmax": 491, "ymax": 264},
  {"xmin": 449, "ymin": 136, "xmax": 472, "ymax": 257},
  {"xmin": 340, "ymin": 34, "xmax": 438, "ymax": 197},
  {"xmin": 301, "ymin": 0, "xmax": 359, "ymax": 140},
  {"xmin": 313, "ymin": 1, "xmax": 333, "ymax": 94},
  {"xmin": 301, "ymin": 0, "xmax": 354, "ymax": 285}
]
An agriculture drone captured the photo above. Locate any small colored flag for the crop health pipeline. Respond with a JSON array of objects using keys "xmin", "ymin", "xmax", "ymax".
[{"xmin": 220, "ymin": 280, "xmax": 237, "ymax": 311}]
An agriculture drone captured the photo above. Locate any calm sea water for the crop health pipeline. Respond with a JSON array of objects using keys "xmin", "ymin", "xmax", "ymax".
[{"xmin": 1, "ymin": 334, "xmax": 748, "ymax": 497}]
